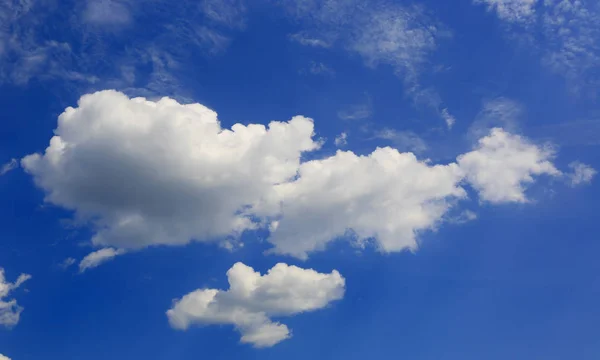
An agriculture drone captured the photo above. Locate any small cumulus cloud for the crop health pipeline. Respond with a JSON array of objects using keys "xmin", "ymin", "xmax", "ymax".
[
  {"xmin": 566, "ymin": 162, "xmax": 596, "ymax": 187},
  {"xmin": 334, "ymin": 132, "xmax": 348, "ymax": 147},
  {"xmin": 167, "ymin": 262, "xmax": 345, "ymax": 348}
]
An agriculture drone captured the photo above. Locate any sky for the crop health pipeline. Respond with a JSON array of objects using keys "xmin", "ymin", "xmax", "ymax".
[{"xmin": 1, "ymin": 0, "xmax": 600, "ymax": 359}]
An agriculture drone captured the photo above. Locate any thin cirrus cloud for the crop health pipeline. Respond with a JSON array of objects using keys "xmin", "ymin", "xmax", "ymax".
[
  {"xmin": 281, "ymin": 0, "xmax": 457, "ymax": 127},
  {"xmin": 0, "ymin": 268, "xmax": 31, "ymax": 328},
  {"xmin": 21, "ymin": 90, "xmax": 594, "ymax": 263},
  {"xmin": 474, "ymin": 0, "xmax": 600, "ymax": 97},
  {"xmin": 167, "ymin": 262, "xmax": 345, "ymax": 348}
]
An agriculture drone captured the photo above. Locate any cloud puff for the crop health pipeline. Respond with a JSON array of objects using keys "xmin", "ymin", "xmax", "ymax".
[
  {"xmin": 22, "ymin": 90, "xmax": 320, "ymax": 250},
  {"xmin": 566, "ymin": 161, "xmax": 596, "ymax": 186},
  {"xmin": 0, "ymin": 354, "xmax": 11, "ymax": 360},
  {"xmin": 79, "ymin": 248, "xmax": 126, "ymax": 273},
  {"xmin": 167, "ymin": 262, "xmax": 345, "ymax": 347},
  {"xmin": 334, "ymin": 132, "xmax": 348, "ymax": 147},
  {"xmin": 0, "ymin": 268, "xmax": 31, "ymax": 328},
  {"xmin": 474, "ymin": 0, "xmax": 538, "ymax": 23},
  {"xmin": 458, "ymin": 128, "xmax": 560, "ymax": 203},
  {"xmin": 23, "ymin": 91, "xmax": 587, "ymax": 262},
  {"xmin": 258, "ymin": 148, "xmax": 466, "ymax": 258}
]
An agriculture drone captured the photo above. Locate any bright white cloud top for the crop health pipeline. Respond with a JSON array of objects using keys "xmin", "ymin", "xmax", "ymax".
[
  {"xmin": 0, "ymin": 268, "xmax": 31, "ymax": 328},
  {"xmin": 22, "ymin": 91, "xmax": 593, "ymax": 261},
  {"xmin": 167, "ymin": 262, "xmax": 345, "ymax": 348},
  {"xmin": 457, "ymin": 128, "xmax": 560, "ymax": 203},
  {"xmin": 0, "ymin": 353, "xmax": 11, "ymax": 360}
]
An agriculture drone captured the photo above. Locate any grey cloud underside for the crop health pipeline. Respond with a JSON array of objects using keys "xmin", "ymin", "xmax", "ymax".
[{"xmin": 22, "ymin": 91, "xmax": 592, "ymax": 260}]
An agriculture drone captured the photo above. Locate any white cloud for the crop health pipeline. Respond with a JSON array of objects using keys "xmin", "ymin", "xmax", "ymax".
[
  {"xmin": 0, "ymin": 354, "xmax": 11, "ymax": 360},
  {"xmin": 79, "ymin": 248, "xmax": 126, "ymax": 273},
  {"xmin": 566, "ymin": 161, "xmax": 596, "ymax": 186},
  {"xmin": 476, "ymin": 0, "xmax": 600, "ymax": 97},
  {"xmin": 441, "ymin": 108, "xmax": 456, "ymax": 129},
  {"xmin": 334, "ymin": 132, "xmax": 348, "ymax": 147},
  {"xmin": 474, "ymin": 0, "xmax": 538, "ymax": 22},
  {"xmin": 22, "ymin": 90, "xmax": 320, "ymax": 251},
  {"xmin": 167, "ymin": 262, "xmax": 345, "ymax": 347},
  {"xmin": 257, "ymin": 148, "xmax": 466, "ymax": 258},
  {"xmin": 201, "ymin": 0, "xmax": 247, "ymax": 29},
  {"xmin": 0, "ymin": 159, "xmax": 18, "ymax": 176},
  {"xmin": 23, "ymin": 91, "xmax": 587, "ymax": 263},
  {"xmin": 0, "ymin": 268, "xmax": 31, "ymax": 328},
  {"xmin": 347, "ymin": 4, "xmax": 443, "ymax": 81},
  {"xmin": 458, "ymin": 128, "xmax": 561, "ymax": 203}
]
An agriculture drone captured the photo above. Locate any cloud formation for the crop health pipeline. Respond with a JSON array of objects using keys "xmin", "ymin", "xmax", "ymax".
[
  {"xmin": 22, "ymin": 91, "xmax": 590, "ymax": 261},
  {"xmin": 79, "ymin": 248, "xmax": 126, "ymax": 273},
  {"xmin": 475, "ymin": 0, "xmax": 600, "ymax": 97},
  {"xmin": 567, "ymin": 161, "xmax": 596, "ymax": 186},
  {"xmin": 0, "ymin": 354, "xmax": 11, "ymax": 360},
  {"xmin": 0, "ymin": 268, "xmax": 31, "ymax": 328},
  {"xmin": 458, "ymin": 128, "xmax": 560, "ymax": 203},
  {"xmin": 167, "ymin": 262, "xmax": 345, "ymax": 347}
]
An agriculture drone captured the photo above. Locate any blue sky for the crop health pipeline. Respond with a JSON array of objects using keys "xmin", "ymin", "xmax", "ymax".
[{"xmin": 1, "ymin": 0, "xmax": 600, "ymax": 359}]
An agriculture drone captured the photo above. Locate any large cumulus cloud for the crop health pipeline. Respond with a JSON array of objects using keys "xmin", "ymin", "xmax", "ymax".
[{"xmin": 22, "ymin": 91, "xmax": 592, "ymax": 262}]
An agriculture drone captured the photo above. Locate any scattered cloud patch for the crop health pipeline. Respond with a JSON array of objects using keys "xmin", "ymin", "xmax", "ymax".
[
  {"xmin": 475, "ymin": 0, "xmax": 600, "ymax": 97},
  {"xmin": 83, "ymin": 0, "xmax": 132, "ymax": 26},
  {"xmin": 79, "ymin": 248, "xmax": 126, "ymax": 273},
  {"xmin": 474, "ymin": 0, "xmax": 538, "ymax": 23},
  {"xmin": 201, "ymin": 0, "xmax": 247, "ymax": 29},
  {"xmin": 441, "ymin": 108, "xmax": 456, "ymax": 129},
  {"xmin": 468, "ymin": 98, "xmax": 522, "ymax": 140},
  {"xmin": 337, "ymin": 97, "xmax": 372, "ymax": 120},
  {"xmin": 566, "ymin": 161, "xmax": 596, "ymax": 186},
  {"xmin": 167, "ymin": 262, "xmax": 345, "ymax": 348},
  {"xmin": 334, "ymin": 132, "xmax": 348, "ymax": 147},
  {"xmin": 0, "ymin": 159, "xmax": 18, "ymax": 176},
  {"xmin": 0, "ymin": 268, "xmax": 31, "ymax": 328}
]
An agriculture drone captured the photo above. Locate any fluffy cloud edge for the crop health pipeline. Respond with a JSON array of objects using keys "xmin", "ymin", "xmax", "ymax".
[{"xmin": 167, "ymin": 262, "xmax": 345, "ymax": 348}]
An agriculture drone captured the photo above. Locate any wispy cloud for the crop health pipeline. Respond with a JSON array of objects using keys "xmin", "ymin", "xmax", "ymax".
[
  {"xmin": 280, "ymin": 0, "xmax": 453, "ymax": 127},
  {"xmin": 372, "ymin": 128, "xmax": 428, "ymax": 154},
  {"xmin": 289, "ymin": 32, "xmax": 333, "ymax": 48},
  {"xmin": 475, "ymin": 0, "xmax": 600, "ymax": 98},
  {"xmin": 334, "ymin": 132, "xmax": 348, "ymax": 147},
  {"xmin": 337, "ymin": 102, "xmax": 372, "ymax": 121},
  {"xmin": 0, "ymin": 159, "xmax": 18, "ymax": 176}
]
